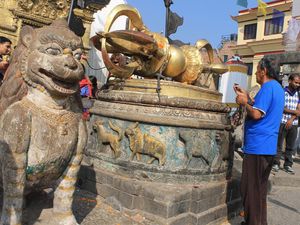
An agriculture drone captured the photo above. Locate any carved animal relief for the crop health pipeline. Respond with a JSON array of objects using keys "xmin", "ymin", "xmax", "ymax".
[
  {"xmin": 125, "ymin": 122, "xmax": 166, "ymax": 166},
  {"xmin": 93, "ymin": 120, "xmax": 123, "ymax": 158},
  {"xmin": 179, "ymin": 129, "xmax": 228, "ymax": 170},
  {"xmin": 0, "ymin": 19, "xmax": 86, "ymax": 225}
]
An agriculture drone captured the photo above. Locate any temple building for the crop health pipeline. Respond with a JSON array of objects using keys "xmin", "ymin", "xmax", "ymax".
[
  {"xmin": 0, "ymin": 0, "xmax": 111, "ymax": 49},
  {"xmin": 231, "ymin": 0, "xmax": 295, "ymax": 88}
]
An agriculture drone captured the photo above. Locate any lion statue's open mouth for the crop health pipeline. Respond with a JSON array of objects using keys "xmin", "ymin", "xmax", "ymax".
[{"xmin": 37, "ymin": 68, "xmax": 80, "ymax": 95}]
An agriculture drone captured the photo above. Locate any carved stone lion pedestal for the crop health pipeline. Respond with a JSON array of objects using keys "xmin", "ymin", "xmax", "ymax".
[{"xmin": 79, "ymin": 79, "xmax": 242, "ymax": 225}]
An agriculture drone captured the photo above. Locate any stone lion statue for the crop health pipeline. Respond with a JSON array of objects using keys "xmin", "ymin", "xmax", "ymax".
[{"xmin": 0, "ymin": 19, "xmax": 87, "ymax": 225}]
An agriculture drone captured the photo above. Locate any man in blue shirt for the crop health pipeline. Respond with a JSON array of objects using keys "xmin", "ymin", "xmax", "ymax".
[{"xmin": 234, "ymin": 57, "xmax": 284, "ymax": 225}]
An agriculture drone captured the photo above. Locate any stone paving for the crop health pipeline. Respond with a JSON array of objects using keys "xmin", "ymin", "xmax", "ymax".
[
  {"xmin": 266, "ymin": 156, "xmax": 300, "ymax": 225},
  {"xmin": 228, "ymin": 155, "xmax": 300, "ymax": 225},
  {"xmin": 228, "ymin": 186, "xmax": 300, "ymax": 225},
  {"xmin": 0, "ymin": 189, "xmax": 156, "ymax": 225},
  {"xmin": 1, "ymin": 156, "xmax": 299, "ymax": 225}
]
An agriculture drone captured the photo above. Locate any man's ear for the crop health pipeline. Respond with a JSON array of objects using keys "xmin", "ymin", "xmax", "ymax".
[
  {"xmin": 20, "ymin": 26, "xmax": 34, "ymax": 47},
  {"xmin": 261, "ymin": 68, "xmax": 267, "ymax": 77}
]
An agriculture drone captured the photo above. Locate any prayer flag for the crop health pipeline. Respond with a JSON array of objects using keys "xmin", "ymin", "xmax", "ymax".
[
  {"xmin": 237, "ymin": 0, "xmax": 248, "ymax": 8},
  {"xmin": 271, "ymin": 9, "xmax": 284, "ymax": 26},
  {"xmin": 272, "ymin": 9, "xmax": 284, "ymax": 19},
  {"xmin": 167, "ymin": 10, "xmax": 184, "ymax": 36},
  {"xmin": 257, "ymin": 0, "xmax": 267, "ymax": 16}
]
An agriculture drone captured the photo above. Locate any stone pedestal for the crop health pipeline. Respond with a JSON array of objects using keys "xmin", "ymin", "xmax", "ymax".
[
  {"xmin": 79, "ymin": 162, "xmax": 241, "ymax": 225},
  {"xmin": 81, "ymin": 79, "xmax": 241, "ymax": 224}
]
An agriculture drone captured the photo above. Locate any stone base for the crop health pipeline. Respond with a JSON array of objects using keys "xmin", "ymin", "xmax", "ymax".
[{"xmin": 78, "ymin": 161, "xmax": 242, "ymax": 225}]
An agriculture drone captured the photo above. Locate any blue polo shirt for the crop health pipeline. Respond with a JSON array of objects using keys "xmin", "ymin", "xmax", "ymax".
[{"xmin": 244, "ymin": 80, "xmax": 284, "ymax": 155}]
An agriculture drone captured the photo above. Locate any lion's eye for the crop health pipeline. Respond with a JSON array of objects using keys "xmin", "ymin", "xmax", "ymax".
[
  {"xmin": 45, "ymin": 48, "xmax": 61, "ymax": 55},
  {"xmin": 74, "ymin": 52, "xmax": 82, "ymax": 60}
]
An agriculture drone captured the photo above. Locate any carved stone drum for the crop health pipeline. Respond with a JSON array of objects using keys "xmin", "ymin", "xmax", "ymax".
[{"xmin": 80, "ymin": 79, "xmax": 241, "ymax": 225}]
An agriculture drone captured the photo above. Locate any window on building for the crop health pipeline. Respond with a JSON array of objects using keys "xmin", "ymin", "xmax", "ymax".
[
  {"xmin": 244, "ymin": 23, "xmax": 257, "ymax": 40},
  {"xmin": 245, "ymin": 63, "xmax": 253, "ymax": 75},
  {"xmin": 264, "ymin": 16, "xmax": 284, "ymax": 35},
  {"xmin": 223, "ymin": 55, "xmax": 228, "ymax": 62}
]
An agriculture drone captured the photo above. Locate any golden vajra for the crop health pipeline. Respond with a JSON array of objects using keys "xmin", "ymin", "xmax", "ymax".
[{"xmin": 91, "ymin": 4, "xmax": 228, "ymax": 85}]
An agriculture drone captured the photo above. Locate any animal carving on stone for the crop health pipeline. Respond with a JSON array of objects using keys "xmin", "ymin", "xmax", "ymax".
[
  {"xmin": 179, "ymin": 130, "xmax": 228, "ymax": 169},
  {"xmin": 0, "ymin": 19, "xmax": 87, "ymax": 225},
  {"xmin": 179, "ymin": 130, "xmax": 218, "ymax": 168},
  {"xmin": 93, "ymin": 120, "xmax": 123, "ymax": 158},
  {"xmin": 215, "ymin": 131, "xmax": 230, "ymax": 164},
  {"xmin": 125, "ymin": 122, "xmax": 166, "ymax": 166}
]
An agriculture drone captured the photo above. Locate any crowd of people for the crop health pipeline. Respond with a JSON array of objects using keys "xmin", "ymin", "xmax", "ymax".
[{"xmin": 234, "ymin": 57, "xmax": 300, "ymax": 225}]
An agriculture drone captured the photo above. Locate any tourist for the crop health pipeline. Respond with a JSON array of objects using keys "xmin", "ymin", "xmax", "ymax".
[
  {"xmin": 89, "ymin": 75, "xmax": 98, "ymax": 97},
  {"xmin": 79, "ymin": 61, "xmax": 93, "ymax": 121},
  {"xmin": 234, "ymin": 57, "xmax": 284, "ymax": 225},
  {"xmin": 272, "ymin": 73, "xmax": 300, "ymax": 174},
  {"xmin": 0, "ymin": 36, "xmax": 12, "ymax": 84}
]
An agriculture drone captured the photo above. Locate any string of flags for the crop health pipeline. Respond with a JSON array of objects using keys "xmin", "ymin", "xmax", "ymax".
[
  {"xmin": 272, "ymin": 9, "xmax": 285, "ymax": 19},
  {"xmin": 236, "ymin": 0, "xmax": 284, "ymax": 17}
]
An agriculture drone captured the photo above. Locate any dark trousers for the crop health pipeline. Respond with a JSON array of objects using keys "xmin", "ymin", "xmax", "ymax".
[
  {"xmin": 274, "ymin": 123, "xmax": 297, "ymax": 167},
  {"xmin": 241, "ymin": 154, "xmax": 274, "ymax": 225}
]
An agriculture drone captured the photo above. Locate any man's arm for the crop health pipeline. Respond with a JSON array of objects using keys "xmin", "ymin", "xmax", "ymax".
[
  {"xmin": 244, "ymin": 103, "xmax": 264, "ymax": 120},
  {"xmin": 234, "ymin": 85, "xmax": 263, "ymax": 120},
  {"xmin": 285, "ymin": 103, "xmax": 300, "ymax": 129},
  {"xmin": 283, "ymin": 105, "xmax": 300, "ymax": 117}
]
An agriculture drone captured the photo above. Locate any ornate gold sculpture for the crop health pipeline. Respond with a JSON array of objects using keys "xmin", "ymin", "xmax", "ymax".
[
  {"xmin": 0, "ymin": 0, "xmax": 108, "ymax": 49},
  {"xmin": 18, "ymin": 0, "xmax": 71, "ymax": 20},
  {"xmin": 92, "ymin": 4, "xmax": 228, "ymax": 85}
]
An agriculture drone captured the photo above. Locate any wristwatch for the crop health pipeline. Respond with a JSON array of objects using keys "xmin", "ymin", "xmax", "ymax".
[{"xmin": 247, "ymin": 97, "xmax": 254, "ymax": 106}]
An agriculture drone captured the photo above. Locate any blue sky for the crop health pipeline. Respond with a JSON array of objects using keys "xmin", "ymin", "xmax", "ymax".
[{"xmin": 126, "ymin": 0, "xmax": 271, "ymax": 48}]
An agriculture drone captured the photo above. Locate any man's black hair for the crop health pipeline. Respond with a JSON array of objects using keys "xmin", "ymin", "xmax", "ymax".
[
  {"xmin": 288, "ymin": 73, "xmax": 300, "ymax": 81},
  {"xmin": 258, "ymin": 57, "xmax": 279, "ymax": 81},
  {"xmin": 0, "ymin": 36, "xmax": 12, "ymax": 44}
]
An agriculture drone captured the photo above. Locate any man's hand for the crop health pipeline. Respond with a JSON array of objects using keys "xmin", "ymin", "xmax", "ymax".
[
  {"xmin": 285, "ymin": 118, "xmax": 294, "ymax": 129},
  {"xmin": 234, "ymin": 84, "xmax": 248, "ymax": 106},
  {"xmin": 283, "ymin": 106, "xmax": 300, "ymax": 117},
  {"xmin": 80, "ymin": 54, "xmax": 88, "ymax": 61},
  {"xmin": 295, "ymin": 106, "xmax": 300, "ymax": 117},
  {"xmin": 0, "ymin": 60, "xmax": 9, "ymax": 70}
]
